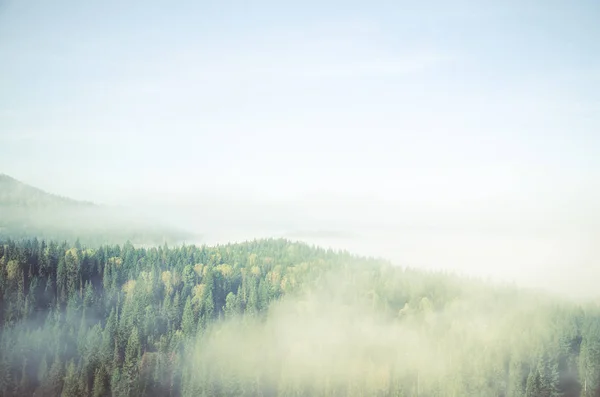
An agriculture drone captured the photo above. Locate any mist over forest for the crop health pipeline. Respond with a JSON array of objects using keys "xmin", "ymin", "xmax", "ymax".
[
  {"xmin": 2, "ymin": 238, "xmax": 600, "ymax": 397},
  {"xmin": 136, "ymin": 197, "xmax": 599, "ymax": 300},
  {"xmin": 1, "ymin": 176, "xmax": 600, "ymax": 396},
  {"xmin": 2, "ymin": 0, "xmax": 600, "ymax": 396}
]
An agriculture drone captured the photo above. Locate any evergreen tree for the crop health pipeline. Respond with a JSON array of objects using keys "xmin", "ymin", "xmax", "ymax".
[
  {"xmin": 123, "ymin": 327, "xmax": 141, "ymax": 395},
  {"xmin": 181, "ymin": 297, "xmax": 195, "ymax": 337},
  {"xmin": 224, "ymin": 292, "xmax": 240, "ymax": 318},
  {"xmin": 39, "ymin": 355, "xmax": 64, "ymax": 397},
  {"xmin": 61, "ymin": 360, "xmax": 79, "ymax": 397},
  {"xmin": 92, "ymin": 367, "xmax": 107, "ymax": 397},
  {"xmin": 580, "ymin": 320, "xmax": 600, "ymax": 397}
]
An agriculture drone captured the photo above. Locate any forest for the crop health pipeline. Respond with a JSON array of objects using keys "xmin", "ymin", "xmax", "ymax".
[{"xmin": 1, "ymin": 237, "xmax": 599, "ymax": 397}]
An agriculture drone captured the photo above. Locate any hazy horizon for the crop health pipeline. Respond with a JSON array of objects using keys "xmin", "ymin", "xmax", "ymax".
[{"xmin": 1, "ymin": 1, "xmax": 599, "ymax": 298}]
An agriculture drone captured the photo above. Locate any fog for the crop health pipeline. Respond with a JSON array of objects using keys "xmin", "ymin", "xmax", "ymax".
[
  {"xmin": 0, "ymin": 203, "xmax": 194, "ymax": 246},
  {"xmin": 2, "ymin": 0, "xmax": 599, "ymax": 300},
  {"xmin": 134, "ymin": 194, "xmax": 600, "ymax": 300},
  {"xmin": 188, "ymin": 282, "xmax": 446, "ymax": 395},
  {"xmin": 183, "ymin": 265, "xmax": 570, "ymax": 395},
  {"xmin": 2, "ymin": 1, "xmax": 600, "ymax": 396}
]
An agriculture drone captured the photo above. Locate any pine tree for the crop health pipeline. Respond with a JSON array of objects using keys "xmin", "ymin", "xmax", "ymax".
[
  {"xmin": 181, "ymin": 297, "xmax": 195, "ymax": 337},
  {"xmin": 123, "ymin": 327, "xmax": 141, "ymax": 395},
  {"xmin": 224, "ymin": 292, "xmax": 240, "ymax": 318},
  {"xmin": 507, "ymin": 358, "xmax": 527, "ymax": 397},
  {"xmin": 83, "ymin": 281, "xmax": 94, "ymax": 308},
  {"xmin": 92, "ymin": 367, "xmax": 107, "ymax": 397},
  {"xmin": 542, "ymin": 354, "xmax": 560, "ymax": 397},
  {"xmin": 61, "ymin": 360, "xmax": 79, "ymax": 397},
  {"xmin": 579, "ymin": 320, "xmax": 600, "ymax": 397},
  {"xmin": 169, "ymin": 292, "xmax": 181, "ymax": 331},
  {"xmin": 56, "ymin": 255, "xmax": 67, "ymax": 305},
  {"xmin": 110, "ymin": 367, "xmax": 124, "ymax": 397},
  {"xmin": 258, "ymin": 278, "xmax": 270, "ymax": 311},
  {"xmin": 525, "ymin": 363, "xmax": 542, "ymax": 397},
  {"xmin": 40, "ymin": 355, "xmax": 64, "ymax": 397},
  {"xmin": 101, "ymin": 309, "xmax": 117, "ymax": 369}
]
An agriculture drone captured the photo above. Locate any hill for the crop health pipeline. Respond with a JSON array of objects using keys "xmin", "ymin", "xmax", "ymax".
[
  {"xmin": 0, "ymin": 174, "xmax": 94, "ymax": 208},
  {"xmin": 0, "ymin": 174, "xmax": 194, "ymax": 246},
  {"xmin": 0, "ymin": 238, "xmax": 598, "ymax": 397}
]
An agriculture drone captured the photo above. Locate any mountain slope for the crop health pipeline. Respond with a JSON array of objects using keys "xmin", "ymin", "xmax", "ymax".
[
  {"xmin": 0, "ymin": 173, "xmax": 93, "ymax": 208},
  {"xmin": 0, "ymin": 173, "xmax": 194, "ymax": 245}
]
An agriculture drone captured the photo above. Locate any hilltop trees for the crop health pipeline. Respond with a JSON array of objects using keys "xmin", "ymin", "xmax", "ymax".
[{"xmin": 0, "ymin": 238, "xmax": 598, "ymax": 396}]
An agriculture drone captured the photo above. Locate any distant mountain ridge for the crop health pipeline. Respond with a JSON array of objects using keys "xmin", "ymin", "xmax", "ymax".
[
  {"xmin": 0, "ymin": 173, "xmax": 194, "ymax": 246},
  {"xmin": 0, "ymin": 173, "xmax": 94, "ymax": 208}
]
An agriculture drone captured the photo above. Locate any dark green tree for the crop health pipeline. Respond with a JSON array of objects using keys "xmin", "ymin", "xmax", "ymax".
[{"xmin": 181, "ymin": 297, "xmax": 195, "ymax": 337}]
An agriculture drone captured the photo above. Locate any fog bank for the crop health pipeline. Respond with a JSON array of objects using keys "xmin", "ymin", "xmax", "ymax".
[{"xmin": 135, "ymin": 197, "xmax": 599, "ymax": 300}]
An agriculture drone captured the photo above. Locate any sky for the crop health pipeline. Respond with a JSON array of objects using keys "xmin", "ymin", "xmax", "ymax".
[
  {"xmin": 1, "ymin": 1, "xmax": 599, "ymax": 243},
  {"xmin": 0, "ymin": 0, "xmax": 598, "ymax": 200}
]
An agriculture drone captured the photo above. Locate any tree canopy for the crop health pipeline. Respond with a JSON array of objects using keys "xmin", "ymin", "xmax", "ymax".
[{"xmin": 0, "ymin": 237, "xmax": 598, "ymax": 396}]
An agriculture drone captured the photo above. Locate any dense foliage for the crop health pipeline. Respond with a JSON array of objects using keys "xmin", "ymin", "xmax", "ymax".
[{"xmin": 0, "ymin": 238, "xmax": 599, "ymax": 397}]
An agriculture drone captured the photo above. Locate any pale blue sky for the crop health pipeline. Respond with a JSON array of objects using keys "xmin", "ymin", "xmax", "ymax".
[{"xmin": 1, "ymin": 0, "xmax": 599, "ymax": 213}]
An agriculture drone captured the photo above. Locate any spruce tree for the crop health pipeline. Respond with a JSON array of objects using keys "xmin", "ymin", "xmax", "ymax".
[{"xmin": 181, "ymin": 297, "xmax": 195, "ymax": 337}]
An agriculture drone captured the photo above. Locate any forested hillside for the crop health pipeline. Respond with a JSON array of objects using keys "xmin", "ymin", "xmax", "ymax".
[
  {"xmin": 0, "ymin": 175, "xmax": 193, "ymax": 246},
  {"xmin": 1, "ymin": 238, "xmax": 599, "ymax": 397}
]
